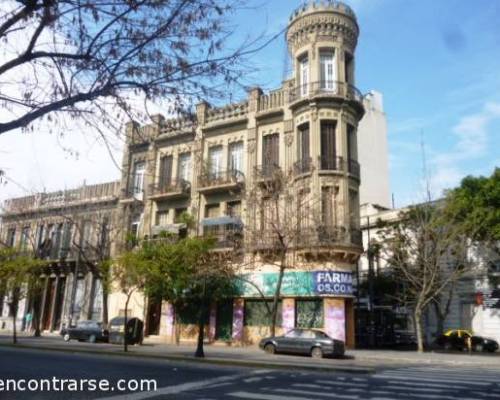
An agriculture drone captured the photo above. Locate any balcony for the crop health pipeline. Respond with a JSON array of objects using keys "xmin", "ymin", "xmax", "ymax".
[
  {"xmin": 317, "ymin": 156, "xmax": 360, "ymax": 180},
  {"xmin": 201, "ymin": 216, "xmax": 243, "ymax": 249},
  {"xmin": 254, "ymin": 164, "xmax": 282, "ymax": 181},
  {"xmin": 120, "ymin": 187, "xmax": 144, "ymax": 202},
  {"xmin": 318, "ymin": 155, "xmax": 344, "ymax": 172},
  {"xmin": 289, "ymin": 81, "xmax": 363, "ymax": 109},
  {"xmin": 293, "ymin": 157, "xmax": 313, "ymax": 175},
  {"xmin": 149, "ymin": 179, "xmax": 191, "ymax": 200},
  {"xmin": 297, "ymin": 226, "xmax": 363, "ymax": 249},
  {"xmin": 198, "ymin": 170, "xmax": 245, "ymax": 194}
]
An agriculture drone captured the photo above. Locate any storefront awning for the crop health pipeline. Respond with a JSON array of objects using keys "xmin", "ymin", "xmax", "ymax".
[{"xmin": 201, "ymin": 216, "xmax": 242, "ymax": 227}]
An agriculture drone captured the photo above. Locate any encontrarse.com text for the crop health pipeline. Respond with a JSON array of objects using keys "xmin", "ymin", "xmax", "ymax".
[{"xmin": 0, "ymin": 377, "xmax": 157, "ymax": 392}]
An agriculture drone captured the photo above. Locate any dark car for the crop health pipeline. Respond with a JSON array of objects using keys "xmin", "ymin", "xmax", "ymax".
[
  {"xmin": 108, "ymin": 317, "xmax": 144, "ymax": 345},
  {"xmin": 259, "ymin": 328, "xmax": 345, "ymax": 358},
  {"xmin": 61, "ymin": 320, "xmax": 109, "ymax": 343},
  {"xmin": 434, "ymin": 329, "xmax": 499, "ymax": 353}
]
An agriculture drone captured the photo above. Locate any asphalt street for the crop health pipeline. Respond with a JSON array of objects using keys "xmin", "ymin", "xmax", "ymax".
[{"xmin": 1, "ymin": 346, "xmax": 500, "ymax": 399}]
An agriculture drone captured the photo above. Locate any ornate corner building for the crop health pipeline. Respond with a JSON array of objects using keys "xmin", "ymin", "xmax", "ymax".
[
  {"xmin": 115, "ymin": 1, "xmax": 364, "ymax": 347},
  {"xmin": 1, "ymin": 1, "xmax": 389, "ymax": 348}
]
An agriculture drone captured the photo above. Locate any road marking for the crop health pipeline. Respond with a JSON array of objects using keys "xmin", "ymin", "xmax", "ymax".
[
  {"xmin": 385, "ymin": 380, "xmax": 469, "ymax": 390},
  {"xmin": 94, "ymin": 371, "xmax": 265, "ymax": 400},
  {"xmin": 314, "ymin": 379, "xmax": 368, "ymax": 387},
  {"xmin": 228, "ymin": 391, "xmax": 313, "ymax": 400},
  {"xmin": 273, "ymin": 388, "xmax": 362, "ymax": 399},
  {"xmin": 373, "ymin": 374, "xmax": 490, "ymax": 386},
  {"xmin": 379, "ymin": 370, "xmax": 500, "ymax": 383}
]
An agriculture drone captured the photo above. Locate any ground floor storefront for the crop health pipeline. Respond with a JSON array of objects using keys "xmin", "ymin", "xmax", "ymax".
[{"xmin": 145, "ymin": 269, "xmax": 356, "ymax": 348}]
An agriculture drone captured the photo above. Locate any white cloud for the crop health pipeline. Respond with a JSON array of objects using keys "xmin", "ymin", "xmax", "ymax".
[{"xmin": 429, "ymin": 101, "xmax": 500, "ymax": 197}]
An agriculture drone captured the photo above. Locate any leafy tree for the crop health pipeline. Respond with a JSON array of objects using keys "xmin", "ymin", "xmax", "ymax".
[
  {"xmin": 0, "ymin": 247, "xmax": 45, "ymax": 344},
  {"xmin": 444, "ymin": 168, "xmax": 500, "ymax": 255},
  {"xmin": 0, "ymin": 0, "xmax": 262, "ymax": 137},
  {"xmin": 376, "ymin": 203, "xmax": 470, "ymax": 352},
  {"xmin": 141, "ymin": 236, "xmax": 236, "ymax": 358},
  {"xmin": 113, "ymin": 248, "xmax": 148, "ymax": 352}
]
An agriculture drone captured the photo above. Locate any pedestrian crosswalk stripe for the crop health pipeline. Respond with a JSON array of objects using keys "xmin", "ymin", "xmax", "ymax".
[
  {"xmin": 227, "ymin": 391, "xmax": 314, "ymax": 400},
  {"xmin": 373, "ymin": 374, "xmax": 490, "ymax": 386},
  {"xmin": 378, "ymin": 370, "xmax": 500, "ymax": 383},
  {"xmin": 312, "ymin": 380, "xmax": 368, "ymax": 387},
  {"xmin": 385, "ymin": 380, "xmax": 469, "ymax": 390},
  {"xmin": 273, "ymin": 389, "xmax": 361, "ymax": 399}
]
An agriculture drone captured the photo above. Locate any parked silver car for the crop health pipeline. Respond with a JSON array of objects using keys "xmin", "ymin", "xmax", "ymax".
[{"xmin": 259, "ymin": 328, "xmax": 345, "ymax": 358}]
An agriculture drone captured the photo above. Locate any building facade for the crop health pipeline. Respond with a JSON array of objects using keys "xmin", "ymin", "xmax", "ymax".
[
  {"xmin": 358, "ymin": 203, "xmax": 500, "ymax": 346},
  {"xmin": 0, "ymin": 182, "xmax": 120, "ymax": 333},
  {"xmin": 113, "ymin": 1, "xmax": 364, "ymax": 347}
]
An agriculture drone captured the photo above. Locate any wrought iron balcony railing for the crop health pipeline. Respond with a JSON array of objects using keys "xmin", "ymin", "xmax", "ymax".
[
  {"xmin": 254, "ymin": 164, "xmax": 282, "ymax": 180},
  {"xmin": 198, "ymin": 169, "xmax": 245, "ymax": 188},
  {"xmin": 289, "ymin": 81, "xmax": 363, "ymax": 104},
  {"xmin": 317, "ymin": 156, "xmax": 360, "ymax": 179},
  {"xmin": 293, "ymin": 157, "xmax": 313, "ymax": 175},
  {"xmin": 150, "ymin": 179, "xmax": 191, "ymax": 197},
  {"xmin": 318, "ymin": 155, "xmax": 344, "ymax": 172}
]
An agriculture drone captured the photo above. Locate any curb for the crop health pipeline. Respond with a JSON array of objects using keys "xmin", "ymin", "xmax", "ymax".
[{"xmin": 0, "ymin": 343, "xmax": 374, "ymax": 374}]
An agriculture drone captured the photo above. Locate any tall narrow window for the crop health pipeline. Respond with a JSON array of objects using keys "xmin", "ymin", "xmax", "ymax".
[
  {"xmin": 228, "ymin": 141, "xmax": 244, "ymax": 173},
  {"xmin": 227, "ymin": 201, "xmax": 241, "ymax": 218},
  {"xmin": 20, "ymin": 226, "xmax": 30, "ymax": 251},
  {"xmin": 60, "ymin": 222, "xmax": 73, "ymax": 258},
  {"xmin": 297, "ymin": 124, "xmax": 310, "ymax": 173},
  {"xmin": 320, "ymin": 51, "xmax": 336, "ymax": 91},
  {"xmin": 262, "ymin": 133, "xmax": 279, "ymax": 175},
  {"xmin": 159, "ymin": 155, "xmax": 173, "ymax": 189},
  {"xmin": 320, "ymin": 121, "xmax": 337, "ymax": 170},
  {"xmin": 349, "ymin": 189, "xmax": 360, "ymax": 229},
  {"xmin": 177, "ymin": 153, "xmax": 191, "ymax": 182},
  {"xmin": 156, "ymin": 210, "xmax": 169, "ymax": 226},
  {"xmin": 52, "ymin": 223, "xmax": 63, "ymax": 258},
  {"xmin": 205, "ymin": 204, "xmax": 220, "ymax": 218},
  {"xmin": 345, "ymin": 52, "xmax": 354, "ymax": 84},
  {"xmin": 130, "ymin": 214, "xmax": 141, "ymax": 239},
  {"xmin": 132, "ymin": 161, "xmax": 145, "ymax": 199},
  {"xmin": 36, "ymin": 225, "xmax": 45, "ymax": 250},
  {"xmin": 81, "ymin": 221, "xmax": 92, "ymax": 251},
  {"xmin": 208, "ymin": 146, "xmax": 223, "ymax": 179},
  {"xmin": 347, "ymin": 124, "xmax": 358, "ymax": 175},
  {"xmin": 299, "ymin": 56, "xmax": 309, "ymax": 97},
  {"xmin": 6, "ymin": 228, "xmax": 16, "ymax": 247}
]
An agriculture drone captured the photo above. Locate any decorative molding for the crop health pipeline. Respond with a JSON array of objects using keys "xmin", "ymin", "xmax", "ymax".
[{"xmin": 284, "ymin": 133, "xmax": 294, "ymax": 147}]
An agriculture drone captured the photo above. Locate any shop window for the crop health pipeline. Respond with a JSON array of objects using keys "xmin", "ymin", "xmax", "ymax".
[
  {"xmin": 178, "ymin": 303, "xmax": 200, "ymax": 325},
  {"xmin": 244, "ymin": 300, "xmax": 282, "ymax": 327},
  {"xmin": 296, "ymin": 299, "xmax": 323, "ymax": 329}
]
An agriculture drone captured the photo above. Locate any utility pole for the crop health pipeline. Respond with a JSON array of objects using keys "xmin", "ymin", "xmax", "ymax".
[{"xmin": 367, "ymin": 216, "xmax": 376, "ymax": 347}]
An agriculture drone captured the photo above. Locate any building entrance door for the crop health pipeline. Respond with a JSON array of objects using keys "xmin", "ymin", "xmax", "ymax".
[
  {"xmin": 146, "ymin": 298, "xmax": 162, "ymax": 336},
  {"xmin": 215, "ymin": 300, "xmax": 233, "ymax": 341}
]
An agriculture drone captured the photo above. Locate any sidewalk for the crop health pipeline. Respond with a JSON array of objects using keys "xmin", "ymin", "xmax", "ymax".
[{"xmin": 1, "ymin": 333, "xmax": 499, "ymax": 373}]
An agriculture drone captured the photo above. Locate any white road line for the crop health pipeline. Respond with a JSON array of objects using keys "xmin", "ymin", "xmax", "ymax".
[
  {"xmin": 94, "ymin": 371, "xmax": 263, "ymax": 400},
  {"xmin": 379, "ymin": 370, "xmax": 500, "ymax": 382},
  {"xmin": 227, "ymin": 391, "xmax": 315, "ymax": 400},
  {"xmin": 273, "ymin": 388, "xmax": 361, "ymax": 399},
  {"xmin": 385, "ymin": 380, "xmax": 469, "ymax": 390},
  {"xmin": 314, "ymin": 379, "xmax": 368, "ymax": 387},
  {"xmin": 373, "ymin": 374, "xmax": 491, "ymax": 386},
  {"xmin": 381, "ymin": 385, "xmax": 444, "ymax": 393}
]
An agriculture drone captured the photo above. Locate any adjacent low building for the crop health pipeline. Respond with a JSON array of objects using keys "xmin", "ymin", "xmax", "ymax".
[{"xmin": 0, "ymin": 182, "xmax": 120, "ymax": 332}]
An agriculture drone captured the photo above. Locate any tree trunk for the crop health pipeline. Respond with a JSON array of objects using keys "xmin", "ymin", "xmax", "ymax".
[
  {"xmin": 33, "ymin": 294, "xmax": 41, "ymax": 337},
  {"xmin": 433, "ymin": 301, "xmax": 445, "ymax": 337},
  {"xmin": 270, "ymin": 260, "xmax": 285, "ymax": 338},
  {"xmin": 11, "ymin": 300, "xmax": 17, "ymax": 344},
  {"xmin": 414, "ymin": 308, "xmax": 425, "ymax": 353},
  {"xmin": 195, "ymin": 302, "xmax": 206, "ymax": 358},
  {"xmin": 124, "ymin": 295, "xmax": 130, "ymax": 353},
  {"xmin": 102, "ymin": 291, "xmax": 109, "ymax": 328}
]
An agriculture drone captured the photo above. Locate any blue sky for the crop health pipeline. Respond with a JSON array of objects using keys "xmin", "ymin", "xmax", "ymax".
[
  {"xmin": 234, "ymin": 0, "xmax": 500, "ymax": 206},
  {"xmin": 0, "ymin": 0, "xmax": 499, "ymax": 207}
]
